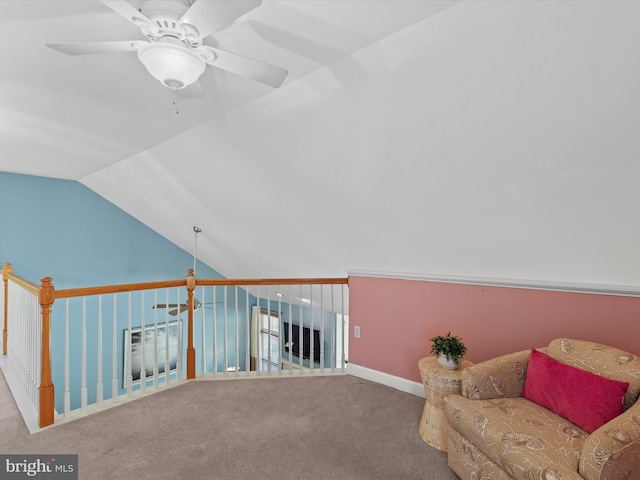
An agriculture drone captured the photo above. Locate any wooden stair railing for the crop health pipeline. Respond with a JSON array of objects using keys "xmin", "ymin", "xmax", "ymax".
[{"xmin": 27, "ymin": 270, "xmax": 347, "ymax": 428}]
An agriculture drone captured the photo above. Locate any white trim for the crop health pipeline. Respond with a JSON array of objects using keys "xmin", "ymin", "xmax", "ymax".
[
  {"xmin": 0, "ymin": 355, "xmax": 40, "ymax": 434},
  {"xmin": 347, "ymin": 363, "xmax": 424, "ymax": 398},
  {"xmin": 348, "ymin": 269, "xmax": 640, "ymax": 298}
]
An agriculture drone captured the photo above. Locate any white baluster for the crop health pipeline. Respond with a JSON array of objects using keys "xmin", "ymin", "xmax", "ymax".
[
  {"xmin": 277, "ymin": 286, "xmax": 282, "ymax": 376},
  {"xmin": 341, "ymin": 285, "xmax": 346, "ymax": 372},
  {"xmin": 34, "ymin": 293, "xmax": 41, "ymax": 407},
  {"xmin": 140, "ymin": 291, "xmax": 146, "ymax": 394},
  {"xmin": 330, "ymin": 285, "xmax": 336, "ymax": 373},
  {"xmin": 126, "ymin": 292, "xmax": 133, "ymax": 397},
  {"xmin": 320, "ymin": 285, "xmax": 325, "ymax": 375},
  {"xmin": 81, "ymin": 297, "xmax": 88, "ymax": 413},
  {"xmin": 245, "ymin": 287, "xmax": 250, "ymax": 376},
  {"xmin": 26, "ymin": 290, "xmax": 32, "ymax": 402},
  {"xmin": 234, "ymin": 286, "xmax": 239, "ymax": 376},
  {"xmin": 256, "ymin": 287, "xmax": 261, "ymax": 376},
  {"xmin": 64, "ymin": 299, "xmax": 70, "ymax": 417},
  {"xmin": 176, "ymin": 288, "xmax": 182, "ymax": 381},
  {"xmin": 25, "ymin": 291, "xmax": 31, "ymax": 400},
  {"xmin": 298, "ymin": 285, "xmax": 304, "ymax": 372},
  {"xmin": 164, "ymin": 289, "xmax": 170, "ymax": 387},
  {"xmin": 201, "ymin": 285, "xmax": 205, "ymax": 375},
  {"xmin": 97, "ymin": 295, "xmax": 103, "ymax": 407},
  {"xmin": 212, "ymin": 286, "xmax": 217, "ymax": 375},
  {"xmin": 153, "ymin": 290, "xmax": 159, "ymax": 390},
  {"xmin": 112, "ymin": 294, "xmax": 118, "ymax": 403},
  {"xmin": 223, "ymin": 286, "xmax": 228, "ymax": 375},
  {"xmin": 309, "ymin": 285, "xmax": 314, "ymax": 375},
  {"xmin": 267, "ymin": 286, "xmax": 272, "ymax": 376},
  {"xmin": 286, "ymin": 285, "xmax": 293, "ymax": 375}
]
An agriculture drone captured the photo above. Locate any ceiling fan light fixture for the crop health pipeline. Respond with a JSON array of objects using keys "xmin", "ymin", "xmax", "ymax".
[{"xmin": 137, "ymin": 42, "xmax": 205, "ymax": 89}]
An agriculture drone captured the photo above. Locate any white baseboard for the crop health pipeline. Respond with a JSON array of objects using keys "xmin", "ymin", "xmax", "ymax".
[{"xmin": 347, "ymin": 363, "xmax": 424, "ymax": 398}]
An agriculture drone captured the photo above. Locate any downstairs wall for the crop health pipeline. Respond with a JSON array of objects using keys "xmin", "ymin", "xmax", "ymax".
[
  {"xmin": 0, "ymin": 171, "xmax": 220, "ymax": 288},
  {"xmin": 349, "ymin": 274, "xmax": 640, "ymax": 385},
  {"xmin": 0, "ymin": 172, "xmax": 227, "ymax": 411}
]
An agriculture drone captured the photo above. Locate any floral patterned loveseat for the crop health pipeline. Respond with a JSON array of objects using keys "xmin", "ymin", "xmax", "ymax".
[{"xmin": 443, "ymin": 338, "xmax": 640, "ymax": 480}]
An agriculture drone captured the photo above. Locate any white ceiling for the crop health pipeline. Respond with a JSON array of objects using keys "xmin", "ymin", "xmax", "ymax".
[
  {"xmin": 3, "ymin": 1, "xmax": 640, "ymax": 287},
  {"xmin": 0, "ymin": 0, "xmax": 456, "ymax": 178}
]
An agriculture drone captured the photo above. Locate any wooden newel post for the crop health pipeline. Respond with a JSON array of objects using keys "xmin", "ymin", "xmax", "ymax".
[
  {"xmin": 39, "ymin": 277, "xmax": 55, "ymax": 428},
  {"xmin": 186, "ymin": 269, "xmax": 196, "ymax": 379},
  {"xmin": 2, "ymin": 263, "xmax": 11, "ymax": 356}
]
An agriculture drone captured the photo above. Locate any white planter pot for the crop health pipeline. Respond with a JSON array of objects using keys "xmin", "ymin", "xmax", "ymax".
[{"xmin": 437, "ymin": 354, "xmax": 459, "ymax": 370}]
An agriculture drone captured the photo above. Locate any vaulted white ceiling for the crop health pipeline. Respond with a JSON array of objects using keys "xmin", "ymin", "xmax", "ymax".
[{"xmin": 3, "ymin": 1, "xmax": 640, "ymax": 287}]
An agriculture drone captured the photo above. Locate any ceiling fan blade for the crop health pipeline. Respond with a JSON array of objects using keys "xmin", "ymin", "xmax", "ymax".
[
  {"xmin": 179, "ymin": 0, "xmax": 261, "ymax": 42},
  {"xmin": 101, "ymin": 0, "xmax": 157, "ymax": 35},
  {"xmin": 153, "ymin": 304, "xmax": 183, "ymax": 309},
  {"xmin": 167, "ymin": 305, "xmax": 189, "ymax": 316},
  {"xmin": 202, "ymin": 46, "xmax": 288, "ymax": 88},
  {"xmin": 46, "ymin": 40, "xmax": 142, "ymax": 56}
]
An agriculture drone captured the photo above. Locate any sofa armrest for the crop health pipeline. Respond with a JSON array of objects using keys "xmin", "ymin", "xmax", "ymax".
[
  {"xmin": 579, "ymin": 400, "xmax": 640, "ymax": 480},
  {"xmin": 461, "ymin": 348, "xmax": 536, "ymax": 400}
]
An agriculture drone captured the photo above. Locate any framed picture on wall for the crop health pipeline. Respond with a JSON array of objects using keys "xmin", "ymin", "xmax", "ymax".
[{"xmin": 123, "ymin": 320, "xmax": 182, "ymax": 388}]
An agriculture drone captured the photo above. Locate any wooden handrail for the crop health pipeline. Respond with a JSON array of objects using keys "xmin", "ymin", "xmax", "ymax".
[
  {"xmin": 54, "ymin": 279, "xmax": 187, "ymax": 299},
  {"xmin": 3, "ymin": 264, "xmax": 40, "ymax": 295},
  {"xmin": 54, "ymin": 277, "xmax": 348, "ymax": 299}
]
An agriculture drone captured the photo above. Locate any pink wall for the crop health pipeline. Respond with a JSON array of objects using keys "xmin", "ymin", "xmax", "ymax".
[{"xmin": 349, "ymin": 275, "xmax": 640, "ymax": 383}]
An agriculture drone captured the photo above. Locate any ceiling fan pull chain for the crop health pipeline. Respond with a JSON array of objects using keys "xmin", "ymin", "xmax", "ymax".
[
  {"xmin": 172, "ymin": 87, "xmax": 179, "ymax": 114},
  {"xmin": 193, "ymin": 226, "xmax": 202, "ymax": 275}
]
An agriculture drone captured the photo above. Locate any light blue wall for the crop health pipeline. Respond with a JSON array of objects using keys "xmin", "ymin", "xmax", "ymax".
[
  {"xmin": 0, "ymin": 172, "xmax": 218, "ymax": 287},
  {"xmin": 0, "ymin": 172, "xmax": 229, "ymax": 410}
]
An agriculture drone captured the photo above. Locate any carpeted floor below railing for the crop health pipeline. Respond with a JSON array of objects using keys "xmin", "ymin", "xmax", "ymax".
[{"xmin": 0, "ymin": 371, "xmax": 459, "ymax": 480}]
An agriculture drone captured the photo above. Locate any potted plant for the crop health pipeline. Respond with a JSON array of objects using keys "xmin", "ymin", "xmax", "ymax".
[{"xmin": 430, "ymin": 332, "xmax": 467, "ymax": 370}]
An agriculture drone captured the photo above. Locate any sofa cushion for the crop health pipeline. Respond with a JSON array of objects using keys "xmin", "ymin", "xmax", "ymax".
[
  {"xmin": 522, "ymin": 349, "xmax": 629, "ymax": 433},
  {"xmin": 447, "ymin": 428, "xmax": 513, "ymax": 480},
  {"xmin": 445, "ymin": 394, "xmax": 589, "ymax": 479},
  {"xmin": 546, "ymin": 338, "xmax": 640, "ymax": 410},
  {"xmin": 461, "ymin": 349, "xmax": 531, "ymax": 400}
]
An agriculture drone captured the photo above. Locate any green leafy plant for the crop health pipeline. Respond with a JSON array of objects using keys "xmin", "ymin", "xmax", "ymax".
[{"xmin": 430, "ymin": 332, "xmax": 467, "ymax": 363}]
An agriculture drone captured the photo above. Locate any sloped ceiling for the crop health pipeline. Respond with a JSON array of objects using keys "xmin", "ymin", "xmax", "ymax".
[{"xmin": 3, "ymin": 1, "xmax": 640, "ymax": 287}]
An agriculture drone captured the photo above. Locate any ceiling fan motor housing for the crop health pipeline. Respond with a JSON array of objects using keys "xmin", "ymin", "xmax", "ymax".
[
  {"xmin": 134, "ymin": 0, "xmax": 206, "ymax": 89},
  {"xmin": 138, "ymin": 0, "xmax": 199, "ymax": 44}
]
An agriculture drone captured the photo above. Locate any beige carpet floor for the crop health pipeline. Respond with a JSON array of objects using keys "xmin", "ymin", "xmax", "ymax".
[{"xmin": 0, "ymin": 371, "xmax": 459, "ymax": 480}]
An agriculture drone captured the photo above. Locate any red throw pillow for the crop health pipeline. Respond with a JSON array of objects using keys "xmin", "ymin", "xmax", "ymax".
[{"xmin": 521, "ymin": 349, "xmax": 629, "ymax": 433}]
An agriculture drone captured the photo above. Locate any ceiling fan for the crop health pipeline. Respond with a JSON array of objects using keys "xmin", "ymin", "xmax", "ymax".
[
  {"xmin": 152, "ymin": 226, "xmax": 222, "ymax": 316},
  {"xmin": 153, "ymin": 298, "xmax": 220, "ymax": 316},
  {"xmin": 46, "ymin": 0, "xmax": 288, "ymax": 94}
]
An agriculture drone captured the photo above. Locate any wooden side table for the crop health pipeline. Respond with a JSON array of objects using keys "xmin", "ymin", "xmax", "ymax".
[{"xmin": 418, "ymin": 356, "xmax": 473, "ymax": 451}]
